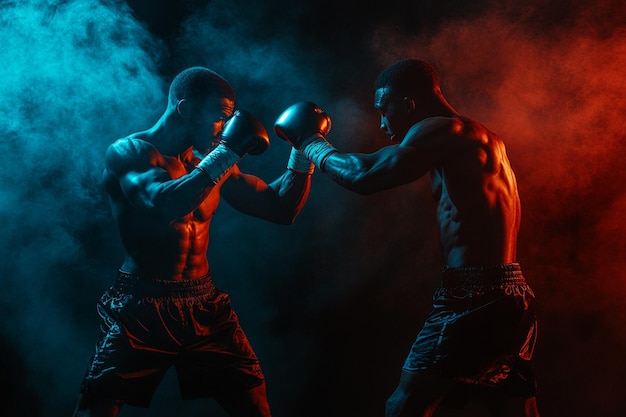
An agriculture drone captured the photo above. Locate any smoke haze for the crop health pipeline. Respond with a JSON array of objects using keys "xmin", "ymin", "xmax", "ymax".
[{"xmin": 368, "ymin": 3, "xmax": 626, "ymax": 414}]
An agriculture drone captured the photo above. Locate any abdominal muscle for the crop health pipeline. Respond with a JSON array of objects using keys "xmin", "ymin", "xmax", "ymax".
[{"xmin": 116, "ymin": 199, "xmax": 217, "ymax": 281}]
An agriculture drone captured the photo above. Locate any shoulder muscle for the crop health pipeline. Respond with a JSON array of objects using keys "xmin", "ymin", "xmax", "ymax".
[
  {"xmin": 402, "ymin": 117, "xmax": 488, "ymax": 161},
  {"xmin": 105, "ymin": 138, "xmax": 157, "ymax": 178}
]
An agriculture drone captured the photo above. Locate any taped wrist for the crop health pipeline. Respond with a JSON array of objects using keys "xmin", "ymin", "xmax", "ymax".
[
  {"xmin": 195, "ymin": 143, "xmax": 241, "ymax": 184},
  {"xmin": 287, "ymin": 147, "xmax": 315, "ymax": 175},
  {"xmin": 299, "ymin": 134, "xmax": 337, "ymax": 171}
]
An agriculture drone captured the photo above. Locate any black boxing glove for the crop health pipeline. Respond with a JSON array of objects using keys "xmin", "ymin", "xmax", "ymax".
[
  {"xmin": 274, "ymin": 101, "xmax": 336, "ymax": 171},
  {"xmin": 274, "ymin": 101, "xmax": 331, "ymax": 147},
  {"xmin": 221, "ymin": 109, "xmax": 270, "ymax": 157},
  {"xmin": 195, "ymin": 110, "xmax": 270, "ymax": 183}
]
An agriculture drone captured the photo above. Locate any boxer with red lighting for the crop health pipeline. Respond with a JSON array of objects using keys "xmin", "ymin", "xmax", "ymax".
[
  {"xmin": 73, "ymin": 66, "xmax": 314, "ymax": 417},
  {"xmin": 274, "ymin": 59, "xmax": 540, "ymax": 417}
]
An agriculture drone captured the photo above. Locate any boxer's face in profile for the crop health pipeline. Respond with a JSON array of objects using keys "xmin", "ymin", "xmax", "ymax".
[
  {"xmin": 374, "ymin": 86, "xmax": 412, "ymax": 142},
  {"xmin": 182, "ymin": 96, "xmax": 235, "ymax": 153}
]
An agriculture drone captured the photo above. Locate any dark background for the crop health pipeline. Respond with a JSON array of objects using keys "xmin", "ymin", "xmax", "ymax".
[{"xmin": 1, "ymin": 0, "xmax": 625, "ymax": 416}]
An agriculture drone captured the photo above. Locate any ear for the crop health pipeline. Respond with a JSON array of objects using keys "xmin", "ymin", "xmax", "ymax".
[
  {"xmin": 176, "ymin": 99, "xmax": 190, "ymax": 118},
  {"xmin": 403, "ymin": 96, "xmax": 416, "ymax": 113}
]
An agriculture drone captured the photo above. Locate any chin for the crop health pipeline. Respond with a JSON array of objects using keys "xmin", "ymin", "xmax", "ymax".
[
  {"xmin": 389, "ymin": 134, "xmax": 403, "ymax": 143},
  {"xmin": 391, "ymin": 128, "xmax": 410, "ymax": 143}
]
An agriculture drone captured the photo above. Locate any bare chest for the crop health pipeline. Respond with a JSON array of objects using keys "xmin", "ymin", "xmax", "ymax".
[{"xmin": 160, "ymin": 155, "xmax": 219, "ymax": 221}]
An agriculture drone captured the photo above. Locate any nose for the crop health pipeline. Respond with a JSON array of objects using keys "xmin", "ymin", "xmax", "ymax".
[{"xmin": 379, "ymin": 115, "xmax": 387, "ymax": 131}]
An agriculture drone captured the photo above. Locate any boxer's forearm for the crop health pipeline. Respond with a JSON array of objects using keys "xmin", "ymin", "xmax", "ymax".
[{"xmin": 323, "ymin": 147, "xmax": 421, "ymax": 195}]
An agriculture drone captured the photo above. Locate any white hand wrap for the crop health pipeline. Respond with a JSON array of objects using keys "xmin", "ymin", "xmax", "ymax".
[
  {"xmin": 195, "ymin": 143, "xmax": 241, "ymax": 184},
  {"xmin": 287, "ymin": 147, "xmax": 315, "ymax": 175},
  {"xmin": 299, "ymin": 134, "xmax": 337, "ymax": 171}
]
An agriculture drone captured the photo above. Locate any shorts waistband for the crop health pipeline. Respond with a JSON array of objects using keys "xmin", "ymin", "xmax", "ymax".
[
  {"xmin": 440, "ymin": 263, "xmax": 526, "ymax": 290},
  {"xmin": 114, "ymin": 270, "xmax": 218, "ymax": 298}
]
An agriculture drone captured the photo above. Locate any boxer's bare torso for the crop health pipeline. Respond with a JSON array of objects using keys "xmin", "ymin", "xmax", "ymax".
[
  {"xmin": 103, "ymin": 135, "xmax": 222, "ymax": 281},
  {"xmin": 425, "ymin": 118, "xmax": 520, "ymax": 267}
]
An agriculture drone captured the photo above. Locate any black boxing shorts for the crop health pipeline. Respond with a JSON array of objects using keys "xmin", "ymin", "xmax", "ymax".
[
  {"xmin": 79, "ymin": 271, "xmax": 265, "ymax": 407},
  {"xmin": 402, "ymin": 263, "xmax": 538, "ymax": 403}
]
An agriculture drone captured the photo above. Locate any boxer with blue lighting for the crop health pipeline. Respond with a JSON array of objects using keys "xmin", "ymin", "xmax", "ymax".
[{"xmin": 73, "ymin": 66, "xmax": 314, "ymax": 417}]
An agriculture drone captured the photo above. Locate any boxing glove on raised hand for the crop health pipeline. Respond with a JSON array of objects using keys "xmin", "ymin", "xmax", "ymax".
[
  {"xmin": 221, "ymin": 109, "xmax": 270, "ymax": 157},
  {"xmin": 274, "ymin": 101, "xmax": 336, "ymax": 170},
  {"xmin": 274, "ymin": 101, "xmax": 331, "ymax": 146},
  {"xmin": 196, "ymin": 110, "xmax": 269, "ymax": 184}
]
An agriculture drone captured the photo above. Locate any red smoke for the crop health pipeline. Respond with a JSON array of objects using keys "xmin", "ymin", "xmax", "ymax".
[{"xmin": 366, "ymin": 2, "xmax": 626, "ymax": 415}]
